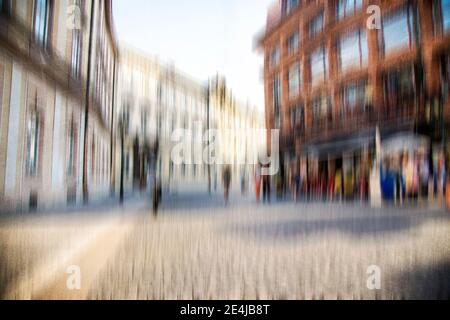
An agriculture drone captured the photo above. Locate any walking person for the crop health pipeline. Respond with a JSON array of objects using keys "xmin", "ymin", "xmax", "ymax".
[
  {"xmin": 222, "ymin": 165, "xmax": 232, "ymax": 205},
  {"xmin": 241, "ymin": 170, "xmax": 247, "ymax": 196},
  {"xmin": 293, "ymin": 168, "xmax": 300, "ymax": 202},
  {"xmin": 262, "ymin": 169, "xmax": 271, "ymax": 204},
  {"xmin": 254, "ymin": 165, "xmax": 262, "ymax": 203}
]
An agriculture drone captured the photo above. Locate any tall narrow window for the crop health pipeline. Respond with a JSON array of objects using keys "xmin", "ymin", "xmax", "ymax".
[
  {"xmin": 339, "ymin": 28, "xmax": 368, "ymax": 71},
  {"xmin": 67, "ymin": 120, "xmax": 76, "ymax": 177},
  {"xmin": 273, "ymin": 74, "xmax": 282, "ymax": 128},
  {"xmin": 309, "ymin": 12, "xmax": 324, "ymax": 38},
  {"xmin": 71, "ymin": 30, "xmax": 81, "ymax": 78},
  {"xmin": 33, "ymin": 0, "xmax": 51, "ymax": 48},
  {"xmin": 288, "ymin": 63, "xmax": 301, "ymax": 98},
  {"xmin": 287, "ymin": 31, "xmax": 299, "ymax": 55},
  {"xmin": 342, "ymin": 81, "xmax": 367, "ymax": 112},
  {"xmin": 270, "ymin": 46, "xmax": 280, "ymax": 67},
  {"xmin": 312, "ymin": 96, "xmax": 331, "ymax": 122},
  {"xmin": 26, "ymin": 109, "xmax": 40, "ymax": 177},
  {"xmin": 382, "ymin": 7, "xmax": 414, "ymax": 54},
  {"xmin": 290, "ymin": 105, "xmax": 304, "ymax": 132},
  {"xmin": 310, "ymin": 46, "xmax": 328, "ymax": 86},
  {"xmin": 287, "ymin": 0, "xmax": 299, "ymax": 14},
  {"xmin": 0, "ymin": 0, "xmax": 11, "ymax": 15},
  {"xmin": 442, "ymin": 0, "xmax": 450, "ymax": 32},
  {"xmin": 337, "ymin": 0, "xmax": 363, "ymax": 20},
  {"xmin": 384, "ymin": 66, "xmax": 416, "ymax": 111}
]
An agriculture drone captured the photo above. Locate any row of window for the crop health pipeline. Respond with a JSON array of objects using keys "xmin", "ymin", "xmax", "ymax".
[
  {"xmin": 31, "ymin": 0, "xmax": 83, "ymax": 79},
  {"xmin": 271, "ymin": 0, "xmax": 364, "ymax": 67},
  {"xmin": 270, "ymin": 1, "xmax": 450, "ymax": 68},
  {"xmin": 283, "ymin": 4, "xmax": 450, "ymax": 97},
  {"xmin": 282, "ymin": 0, "xmax": 363, "ymax": 20},
  {"xmin": 25, "ymin": 108, "xmax": 83, "ymax": 180},
  {"xmin": 286, "ymin": 66, "xmax": 418, "ymax": 130}
]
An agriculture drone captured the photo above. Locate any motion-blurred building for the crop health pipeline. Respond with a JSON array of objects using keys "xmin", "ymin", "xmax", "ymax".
[
  {"xmin": 256, "ymin": 0, "xmax": 450, "ymax": 201},
  {"xmin": 0, "ymin": 0, "xmax": 118, "ymax": 211},
  {"xmin": 115, "ymin": 47, "xmax": 209, "ymax": 193},
  {"xmin": 209, "ymin": 76, "xmax": 265, "ymax": 189},
  {"xmin": 116, "ymin": 48, "xmax": 265, "ymax": 194}
]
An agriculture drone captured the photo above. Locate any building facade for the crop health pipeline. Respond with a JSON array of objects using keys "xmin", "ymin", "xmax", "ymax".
[
  {"xmin": 209, "ymin": 76, "xmax": 266, "ymax": 190},
  {"xmin": 116, "ymin": 48, "xmax": 265, "ymax": 195},
  {"xmin": 0, "ymin": 0, "xmax": 117, "ymax": 211},
  {"xmin": 257, "ymin": 0, "xmax": 450, "ymax": 201},
  {"xmin": 116, "ymin": 47, "xmax": 210, "ymax": 194}
]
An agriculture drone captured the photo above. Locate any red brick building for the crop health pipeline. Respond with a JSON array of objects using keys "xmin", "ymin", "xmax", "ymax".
[{"xmin": 257, "ymin": 0, "xmax": 450, "ymax": 200}]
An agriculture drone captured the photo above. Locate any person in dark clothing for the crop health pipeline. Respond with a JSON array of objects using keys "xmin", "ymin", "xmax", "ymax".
[
  {"xmin": 262, "ymin": 174, "xmax": 271, "ymax": 204},
  {"xmin": 223, "ymin": 166, "xmax": 232, "ymax": 205}
]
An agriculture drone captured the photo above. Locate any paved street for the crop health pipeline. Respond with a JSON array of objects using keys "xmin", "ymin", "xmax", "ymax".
[{"xmin": 1, "ymin": 191, "xmax": 450, "ymax": 300}]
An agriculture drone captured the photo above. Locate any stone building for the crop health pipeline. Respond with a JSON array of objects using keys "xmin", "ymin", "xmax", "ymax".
[
  {"xmin": 116, "ymin": 48, "xmax": 265, "ymax": 195},
  {"xmin": 115, "ymin": 46, "xmax": 210, "ymax": 194},
  {"xmin": 209, "ymin": 76, "xmax": 266, "ymax": 190},
  {"xmin": 0, "ymin": 0, "xmax": 118, "ymax": 211},
  {"xmin": 256, "ymin": 0, "xmax": 450, "ymax": 201}
]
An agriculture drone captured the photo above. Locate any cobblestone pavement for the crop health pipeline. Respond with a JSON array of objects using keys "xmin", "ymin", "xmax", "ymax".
[
  {"xmin": 0, "ymin": 196, "xmax": 148, "ymax": 299},
  {"xmin": 86, "ymin": 193, "xmax": 450, "ymax": 300}
]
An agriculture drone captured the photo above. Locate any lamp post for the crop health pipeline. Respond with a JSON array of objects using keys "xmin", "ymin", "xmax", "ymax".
[{"xmin": 118, "ymin": 107, "xmax": 129, "ymax": 204}]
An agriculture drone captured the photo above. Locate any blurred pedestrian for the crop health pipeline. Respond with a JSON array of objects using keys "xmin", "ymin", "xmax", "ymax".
[
  {"xmin": 254, "ymin": 165, "xmax": 262, "ymax": 202},
  {"xmin": 334, "ymin": 169, "xmax": 342, "ymax": 201},
  {"xmin": 293, "ymin": 169, "xmax": 300, "ymax": 202},
  {"xmin": 241, "ymin": 171, "xmax": 247, "ymax": 196},
  {"xmin": 223, "ymin": 165, "xmax": 232, "ymax": 205},
  {"xmin": 262, "ymin": 172, "xmax": 271, "ymax": 204},
  {"xmin": 419, "ymin": 156, "xmax": 429, "ymax": 199},
  {"xmin": 275, "ymin": 174, "xmax": 283, "ymax": 200}
]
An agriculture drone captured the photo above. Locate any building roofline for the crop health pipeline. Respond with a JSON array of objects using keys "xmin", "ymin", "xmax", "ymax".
[{"xmin": 106, "ymin": 0, "xmax": 119, "ymax": 58}]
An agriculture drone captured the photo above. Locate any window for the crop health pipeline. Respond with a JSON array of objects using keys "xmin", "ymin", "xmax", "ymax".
[
  {"xmin": 288, "ymin": 32, "xmax": 299, "ymax": 55},
  {"xmin": 290, "ymin": 105, "xmax": 304, "ymax": 131},
  {"xmin": 442, "ymin": 0, "xmax": 450, "ymax": 32},
  {"xmin": 67, "ymin": 120, "xmax": 76, "ymax": 177},
  {"xmin": 288, "ymin": 63, "xmax": 301, "ymax": 98},
  {"xmin": 442, "ymin": 55, "xmax": 450, "ymax": 101},
  {"xmin": 342, "ymin": 82, "xmax": 366, "ymax": 112},
  {"xmin": 309, "ymin": 12, "xmax": 324, "ymax": 38},
  {"xmin": 270, "ymin": 46, "xmax": 280, "ymax": 67},
  {"xmin": 0, "ymin": 0, "xmax": 11, "ymax": 14},
  {"xmin": 26, "ymin": 110, "xmax": 40, "ymax": 177},
  {"xmin": 273, "ymin": 74, "xmax": 282, "ymax": 128},
  {"xmin": 433, "ymin": 0, "xmax": 450, "ymax": 33},
  {"xmin": 33, "ymin": 0, "xmax": 51, "ymax": 48},
  {"xmin": 339, "ymin": 29, "xmax": 368, "ymax": 71},
  {"xmin": 382, "ymin": 7, "xmax": 414, "ymax": 54},
  {"xmin": 287, "ymin": 0, "xmax": 299, "ymax": 14},
  {"xmin": 310, "ymin": 46, "xmax": 328, "ymax": 86},
  {"xmin": 70, "ymin": 30, "xmax": 81, "ymax": 78},
  {"xmin": 384, "ymin": 66, "xmax": 416, "ymax": 110},
  {"xmin": 337, "ymin": 0, "xmax": 363, "ymax": 20},
  {"xmin": 312, "ymin": 96, "xmax": 331, "ymax": 121}
]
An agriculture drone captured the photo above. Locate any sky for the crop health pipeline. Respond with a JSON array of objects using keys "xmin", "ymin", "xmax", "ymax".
[{"xmin": 112, "ymin": 0, "xmax": 274, "ymax": 110}]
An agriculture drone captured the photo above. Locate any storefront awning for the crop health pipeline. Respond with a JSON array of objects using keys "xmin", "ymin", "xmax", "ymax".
[
  {"xmin": 381, "ymin": 133, "xmax": 429, "ymax": 155},
  {"xmin": 302, "ymin": 129, "xmax": 375, "ymax": 159}
]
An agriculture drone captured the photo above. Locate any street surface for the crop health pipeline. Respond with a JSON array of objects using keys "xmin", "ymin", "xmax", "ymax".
[{"xmin": 1, "ymin": 190, "xmax": 449, "ymax": 299}]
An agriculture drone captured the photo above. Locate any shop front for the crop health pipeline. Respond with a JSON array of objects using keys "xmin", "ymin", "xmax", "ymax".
[{"xmin": 297, "ymin": 130, "xmax": 375, "ymax": 201}]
